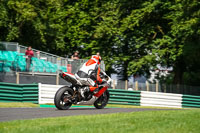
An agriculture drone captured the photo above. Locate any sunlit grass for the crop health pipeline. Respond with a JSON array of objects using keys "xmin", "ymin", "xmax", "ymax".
[
  {"xmin": 0, "ymin": 109, "xmax": 199, "ymax": 133},
  {"xmin": 0, "ymin": 102, "xmax": 39, "ymax": 108}
]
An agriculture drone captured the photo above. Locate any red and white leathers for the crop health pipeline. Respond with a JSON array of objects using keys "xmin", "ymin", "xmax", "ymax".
[{"xmin": 75, "ymin": 55, "xmax": 111, "ymax": 93}]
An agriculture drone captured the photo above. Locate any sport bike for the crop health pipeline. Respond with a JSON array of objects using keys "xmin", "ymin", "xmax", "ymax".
[{"xmin": 54, "ymin": 70, "xmax": 111, "ymax": 110}]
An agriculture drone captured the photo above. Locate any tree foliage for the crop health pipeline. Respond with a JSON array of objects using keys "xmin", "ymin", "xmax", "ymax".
[{"xmin": 0, "ymin": 0, "xmax": 200, "ymax": 85}]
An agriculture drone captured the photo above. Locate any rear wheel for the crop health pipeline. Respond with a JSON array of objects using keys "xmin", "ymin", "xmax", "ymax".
[
  {"xmin": 94, "ymin": 90, "xmax": 109, "ymax": 109},
  {"xmin": 54, "ymin": 86, "xmax": 74, "ymax": 110}
]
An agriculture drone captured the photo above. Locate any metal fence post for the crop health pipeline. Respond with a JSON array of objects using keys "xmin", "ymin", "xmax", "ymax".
[
  {"xmin": 146, "ymin": 81, "xmax": 149, "ymax": 91},
  {"xmin": 135, "ymin": 81, "xmax": 138, "ymax": 91},
  {"xmin": 125, "ymin": 80, "xmax": 128, "ymax": 90},
  {"xmin": 156, "ymin": 81, "xmax": 159, "ymax": 92},
  {"xmin": 16, "ymin": 72, "xmax": 19, "ymax": 84},
  {"xmin": 56, "ymin": 74, "xmax": 59, "ymax": 85},
  {"xmin": 113, "ymin": 80, "xmax": 116, "ymax": 89}
]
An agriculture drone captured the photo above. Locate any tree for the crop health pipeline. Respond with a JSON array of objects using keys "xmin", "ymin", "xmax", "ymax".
[{"xmin": 1, "ymin": 0, "xmax": 200, "ymax": 85}]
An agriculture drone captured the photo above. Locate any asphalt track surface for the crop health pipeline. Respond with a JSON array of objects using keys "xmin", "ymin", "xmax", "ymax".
[{"xmin": 0, "ymin": 107, "xmax": 170, "ymax": 122}]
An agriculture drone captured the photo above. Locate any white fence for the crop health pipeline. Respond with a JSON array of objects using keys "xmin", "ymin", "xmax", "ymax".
[
  {"xmin": 140, "ymin": 91, "xmax": 182, "ymax": 108},
  {"xmin": 38, "ymin": 83, "xmax": 64, "ymax": 104}
]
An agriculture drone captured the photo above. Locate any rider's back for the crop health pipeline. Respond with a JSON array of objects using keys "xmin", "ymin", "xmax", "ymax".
[{"xmin": 75, "ymin": 55, "xmax": 100, "ymax": 85}]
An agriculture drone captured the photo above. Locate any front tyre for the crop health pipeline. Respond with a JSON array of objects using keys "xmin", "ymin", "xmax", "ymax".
[
  {"xmin": 54, "ymin": 86, "xmax": 74, "ymax": 110},
  {"xmin": 94, "ymin": 90, "xmax": 109, "ymax": 109}
]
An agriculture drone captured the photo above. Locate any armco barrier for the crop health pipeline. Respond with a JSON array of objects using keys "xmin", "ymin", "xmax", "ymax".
[
  {"xmin": 0, "ymin": 82, "xmax": 38, "ymax": 103},
  {"xmin": 182, "ymin": 94, "xmax": 200, "ymax": 108},
  {"xmin": 108, "ymin": 89, "xmax": 141, "ymax": 106},
  {"xmin": 38, "ymin": 86, "xmax": 141, "ymax": 105},
  {"xmin": 38, "ymin": 83, "xmax": 64, "ymax": 104},
  {"xmin": 140, "ymin": 91, "xmax": 182, "ymax": 108},
  {"xmin": 108, "ymin": 90, "xmax": 200, "ymax": 108},
  {"xmin": 1, "ymin": 82, "xmax": 200, "ymax": 108}
]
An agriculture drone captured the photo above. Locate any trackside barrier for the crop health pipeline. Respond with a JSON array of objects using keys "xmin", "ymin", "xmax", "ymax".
[
  {"xmin": 140, "ymin": 91, "xmax": 182, "ymax": 108},
  {"xmin": 182, "ymin": 94, "xmax": 200, "ymax": 108},
  {"xmin": 1, "ymin": 82, "xmax": 200, "ymax": 108},
  {"xmin": 108, "ymin": 89, "xmax": 141, "ymax": 106},
  {"xmin": 38, "ymin": 86, "xmax": 142, "ymax": 105},
  {"xmin": 0, "ymin": 82, "xmax": 38, "ymax": 103},
  {"xmin": 38, "ymin": 83, "xmax": 64, "ymax": 104}
]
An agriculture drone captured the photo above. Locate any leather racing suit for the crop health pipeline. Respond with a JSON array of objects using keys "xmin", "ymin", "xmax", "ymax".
[{"xmin": 75, "ymin": 55, "xmax": 111, "ymax": 94}]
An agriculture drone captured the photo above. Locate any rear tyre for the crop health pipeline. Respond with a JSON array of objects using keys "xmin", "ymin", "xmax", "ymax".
[
  {"xmin": 94, "ymin": 90, "xmax": 109, "ymax": 109},
  {"xmin": 54, "ymin": 86, "xmax": 74, "ymax": 110}
]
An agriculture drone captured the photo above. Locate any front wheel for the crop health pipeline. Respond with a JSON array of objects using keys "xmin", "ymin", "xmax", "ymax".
[
  {"xmin": 94, "ymin": 90, "xmax": 109, "ymax": 109},
  {"xmin": 54, "ymin": 86, "xmax": 74, "ymax": 110}
]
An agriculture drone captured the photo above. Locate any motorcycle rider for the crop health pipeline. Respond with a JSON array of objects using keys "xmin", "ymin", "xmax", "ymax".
[{"xmin": 75, "ymin": 54, "xmax": 111, "ymax": 94}]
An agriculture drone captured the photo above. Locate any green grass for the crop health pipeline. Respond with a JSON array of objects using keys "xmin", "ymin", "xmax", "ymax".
[
  {"xmin": 0, "ymin": 102, "xmax": 39, "ymax": 108},
  {"xmin": 0, "ymin": 109, "xmax": 200, "ymax": 133}
]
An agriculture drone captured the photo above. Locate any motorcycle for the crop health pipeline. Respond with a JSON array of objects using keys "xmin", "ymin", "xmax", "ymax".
[{"xmin": 54, "ymin": 70, "xmax": 111, "ymax": 110}]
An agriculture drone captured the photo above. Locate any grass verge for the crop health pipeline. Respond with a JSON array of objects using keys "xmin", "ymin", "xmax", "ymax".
[
  {"xmin": 0, "ymin": 102, "xmax": 39, "ymax": 108},
  {"xmin": 0, "ymin": 109, "xmax": 200, "ymax": 133}
]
